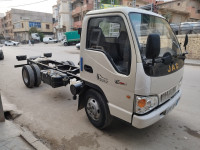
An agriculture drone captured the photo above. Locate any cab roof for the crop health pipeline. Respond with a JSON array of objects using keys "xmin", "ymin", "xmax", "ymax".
[{"xmin": 86, "ymin": 7, "xmax": 164, "ymax": 19}]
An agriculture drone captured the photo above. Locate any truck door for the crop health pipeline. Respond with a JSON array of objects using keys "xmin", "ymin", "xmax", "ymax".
[{"xmin": 80, "ymin": 14, "xmax": 137, "ymax": 123}]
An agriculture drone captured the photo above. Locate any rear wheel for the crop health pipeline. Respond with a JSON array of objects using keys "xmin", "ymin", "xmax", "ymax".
[
  {"xmin": 85, "ymin": 89, "xmax": 112, "ymax": 129},
  {"xmin": 67, "ymin": 61, "xmax": 75, "ymax": 66},
  {"xmin": 31, "ymin": 64, "xmax": 41, "ymax": 87},
  {"xmin": 64, "ymin": 42, "xmax": 68, "ymax": 46},
  {"xmin": 22, "ymin": 65, "xmax": 35, "ymax": 88},
  {"xmin": 0, "ymin": 52, "xmax": 4, "ymax": 60}
]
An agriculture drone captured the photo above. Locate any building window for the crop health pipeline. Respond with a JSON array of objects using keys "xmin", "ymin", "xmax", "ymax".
[
  {"xmin": 46, "ymin": 24, "xmax": 50, "ymax": 29},
  {"xmin": 22, "ymin": 23, "xmax": 24, "ymax": 28},
  {"xmin": 177, "ymin": 3, "xmax": 180, "ymax": 6},
  {"xmin": 197, "ymin": 10, "xmax": 200, "ymax": 14}
]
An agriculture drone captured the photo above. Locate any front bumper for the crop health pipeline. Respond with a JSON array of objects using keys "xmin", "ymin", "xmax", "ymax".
[{"xmin": 132, "ymin": 90, "xmax": 181, "ymax": 129}]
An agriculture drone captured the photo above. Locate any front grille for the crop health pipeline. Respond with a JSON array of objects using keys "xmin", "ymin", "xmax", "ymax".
[{"xmin": 160, "ymin": 86, "xmax": 177, "ymax": 104}]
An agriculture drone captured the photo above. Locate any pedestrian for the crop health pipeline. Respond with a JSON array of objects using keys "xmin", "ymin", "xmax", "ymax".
[
  {"xmin": 29, "ymin": 40, "xmax": 31, "ymax": 46},
  {"xmin": 31, "ymin": 39, "xmax": 34, "ymax": 46}
]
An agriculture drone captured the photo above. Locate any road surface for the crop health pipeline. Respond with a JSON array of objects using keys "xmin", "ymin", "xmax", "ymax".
[{"xmin": 0, "ymin": 43, "xmax": 200, "ymax": 150}]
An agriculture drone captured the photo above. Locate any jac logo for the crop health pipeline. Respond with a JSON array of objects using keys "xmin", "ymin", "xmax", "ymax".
[
  {"xmin": 168, "ymin": 63, "xmax": 179, "ymax": 73},
  {"xmin": 97, "ymin": 74, "xmax": 108, "ymax": 83}
]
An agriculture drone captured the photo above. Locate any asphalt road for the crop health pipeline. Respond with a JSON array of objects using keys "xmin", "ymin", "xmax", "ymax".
[{"xmin": 0, "ymin": 43, "xmax": 200, "ymax": 150}]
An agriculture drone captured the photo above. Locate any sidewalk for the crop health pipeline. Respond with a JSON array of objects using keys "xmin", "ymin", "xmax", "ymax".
[
  {"xmin": 0, "ymin": 121, "xmax": 34, "ymax": 150},
  {"xmin": 185, "ymin": 59, "xmax": 200, "ymax": 66},
  {"xmin": 0, "ymin": 120, "xmax": 50, "ymax": 150},
  {"xmin": 0, "ymin": 94, "xmax": 49, "ymax": 150}
]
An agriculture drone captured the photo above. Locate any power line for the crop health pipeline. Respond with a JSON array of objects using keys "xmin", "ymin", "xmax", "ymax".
[{"xmin": 0, "ymin": 0, "xmax": 49, "ymax": 8}]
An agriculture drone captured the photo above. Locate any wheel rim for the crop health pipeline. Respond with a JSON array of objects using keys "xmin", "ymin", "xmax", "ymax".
[
  {"xmin": 23, "ymin": 69, "xmax": 28, "ymax": 83},
  {"xmin": 86, "ymin": 98, "xmax": 101, "ymax": 121}
]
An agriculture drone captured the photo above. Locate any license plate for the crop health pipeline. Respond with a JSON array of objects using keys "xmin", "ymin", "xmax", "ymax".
[{"xmin": 161, "ymin": 86, "xmax": 177, "ymax": 103}]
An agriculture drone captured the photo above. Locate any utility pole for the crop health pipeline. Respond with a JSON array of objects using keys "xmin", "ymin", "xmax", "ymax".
[
  {"xmin": 111, "ymin": 0, "xmax": 114, "ymax": 7},
  {"xmin": 94, "ymin": 0, "xmax": 98, "ymax": 10},
  {"xmin": 132, "ymin": 0, "xmax": 136, "ymax": 7}
]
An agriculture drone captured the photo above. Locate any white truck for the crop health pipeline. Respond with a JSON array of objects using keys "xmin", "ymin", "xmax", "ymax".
[
  {"xmin": 15, "ymin": 7, "xmax": 188, "ymax": 129},
  {"xmin": 31, "ymin": 33, "xmax": 40, "ymax": 41}
]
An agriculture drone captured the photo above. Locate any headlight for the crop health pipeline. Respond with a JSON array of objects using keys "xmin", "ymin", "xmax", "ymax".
[{"xmin": 135, "ymin": 95, "xmax": 158, "ymax": 114}]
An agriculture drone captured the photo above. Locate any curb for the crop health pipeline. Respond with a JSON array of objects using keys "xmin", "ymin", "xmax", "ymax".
[
  {"xmin": 21, "ymin": 130, "xmax": 49, "ymax": 150},
  {"xmin": 185, "ymin": 63, "xmax": 200, "ymax": 66}
]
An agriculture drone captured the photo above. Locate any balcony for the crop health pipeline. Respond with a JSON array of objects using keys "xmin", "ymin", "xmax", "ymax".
[
  {"xmin": 72, "ymin": 4, "xmax": 93, "ymax": 16},
  {"xmin": 82, "ymin": 4, "xmax": 93, "ymax": 12},
  {"xmin": 73, "ymin": 21, "xmax": 82, "ymax": 28},
  {"xmin": 72, "ymin": 6, "xmax": 81, "ymax": 17}
]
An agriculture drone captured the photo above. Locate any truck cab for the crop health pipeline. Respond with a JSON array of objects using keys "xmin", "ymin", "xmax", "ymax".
[{"xmin": 79, "ymin": 7, "xmax": 185, "ymax": 129}]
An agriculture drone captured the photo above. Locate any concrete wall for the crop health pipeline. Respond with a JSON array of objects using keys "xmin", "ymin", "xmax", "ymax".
[{"xmin": 177, "ymin": 34, "xmax": 200, "ymax": 59}]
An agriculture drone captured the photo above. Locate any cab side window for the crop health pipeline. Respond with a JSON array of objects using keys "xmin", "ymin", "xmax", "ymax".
[{"xmin": 86, "ymin": 16, "xmax": 131, "ymax": 75}]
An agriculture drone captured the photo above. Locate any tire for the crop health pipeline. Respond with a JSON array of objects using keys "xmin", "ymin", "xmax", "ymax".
[
  {"xmin": 67, "ymin": 61, "xmax": 75, "ymax": 66},
  {"xmin": 85, "ymin": 89, "xmax": 112, "ymax": 129},
  {"xmin": 13, "ymin": 43, "xmax": 16, "ymax": 46},
  {"xmin": 5, "ymin": 44, "xmax": 7, "ymax": 46},
  {"xmin": 31, "ymin": 64, "xmax": 41, "ymax": 87},
  {"xmin": 22, "ymin": 65, "xmax": 35, "ymax": 88},
  {"xmin": 0, "ymin": 52, "xmax": 4, "ymax": 60},
  {"xmin": 64, "ymin": 42, "xmax": 68, "ymax": 46}
]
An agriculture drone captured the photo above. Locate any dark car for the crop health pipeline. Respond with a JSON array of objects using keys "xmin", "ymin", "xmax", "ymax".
[
  {"xmin": 179, "ymin": 22, "xmax": 193, "ymax": 34},
  {"xmin": 191, "ymin": 22, "xmax": 200, "ymax": 34},
  {"xmin": 170, "ymin": 23, "xmax": 179, "ymax": 35}
]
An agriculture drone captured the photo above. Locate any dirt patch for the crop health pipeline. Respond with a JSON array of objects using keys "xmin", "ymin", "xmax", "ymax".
[
  {"xmin": 60, "ymin": 132, "xmax": 100, "ymax": 150},
  {"xmin": 184, "ymin": 126, "xmax": 200, "ymax": 139}
]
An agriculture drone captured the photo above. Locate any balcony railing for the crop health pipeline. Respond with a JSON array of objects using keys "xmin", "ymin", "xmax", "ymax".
[{"xmin": 73, "ymin": 21, "xmax": 82, "ymax": 28}]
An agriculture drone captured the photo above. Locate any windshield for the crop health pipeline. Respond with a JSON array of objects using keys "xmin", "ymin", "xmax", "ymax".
[
  {"xmin": 129, "ymin": 13, "xmax": 181, "ymax": 58},
  {"xmin": 129, "ymin": 13, "xmax": 184, "ymax": 77}
]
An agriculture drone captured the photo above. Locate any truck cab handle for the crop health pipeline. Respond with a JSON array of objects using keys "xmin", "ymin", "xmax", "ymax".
[{"xmin": 84, "ymin": 65, "xmax": 93, "ymax": 73}]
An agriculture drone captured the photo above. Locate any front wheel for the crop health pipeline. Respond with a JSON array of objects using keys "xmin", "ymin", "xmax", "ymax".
[{"xmin": 85, "ymin": 89, "xmax": 112, "ymax": 129}]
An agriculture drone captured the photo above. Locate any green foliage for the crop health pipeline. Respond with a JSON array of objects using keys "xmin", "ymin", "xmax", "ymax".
[
  {"xmin": 0, "ymin": 34, "xmax": 4, "ymax": 40},
  {"xmin": 38, "ymin": 32, "xmax": 44, "ymax": 42},
  {"xmin": 101, "ymin": 0, "xmax": 121, "ymax": 5},
  {"xmin": 29, "ymin": 27, "xmax": 38, "ymax": 35}
]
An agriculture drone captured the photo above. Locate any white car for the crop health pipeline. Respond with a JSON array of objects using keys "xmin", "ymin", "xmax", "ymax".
[
  {"xmin": 43, "ymin": 37, "xmax": 58, "ymax": 44},
  {"xmin": 76, "ymin": 43, "xmax": 80, "ymax": 49},
  {"xmin": 5, "ymin": 40, "xmax": 20, "ymax": 46}
]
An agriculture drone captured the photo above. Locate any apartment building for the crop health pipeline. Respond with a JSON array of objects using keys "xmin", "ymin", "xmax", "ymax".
[
  {"xmin": 0, "ymin": 9, "xmax": 53, "ymax": 41},
  {"xmin": 71, "ymin": 0, "xmax": 93, "ymax": 29},
  {"xmin": 71, "ymin": 0, "xmax": 153, "ymax": 29},
  {"xmin": 157, "ymin": 0, "xmax": 200, "ymax": 23},
  {"xmin": 52, "ymin": 0, "xmax": 72, "ymax": 40}
]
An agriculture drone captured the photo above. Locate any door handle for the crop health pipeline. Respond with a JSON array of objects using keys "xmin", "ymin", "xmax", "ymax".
[{"xmin": 84, "ymin": 65, "xmax": 93, "ymax": 73}]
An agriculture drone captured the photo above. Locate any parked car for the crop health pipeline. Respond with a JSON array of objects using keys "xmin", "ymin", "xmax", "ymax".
[
  {"xmin": 170, "ymin": 23, "xmax": 179, "ymax": 35},
  {"xmin": 0, "ymin": 46, "xmax": 4, "ymax": 60},
  {"xmin": 43, "ymin": 37, "xmax": 58, "ymax": 44},
  {"xmin": 5, "ymin": 40, "xmax": 20, "ymax": 46},
  {"xmin": 191, "ymin": 22, "xmax": 200, "ymax": 34},
  {"xmin": 76, "ymin": 43, "xmax": 80, "ymax": 49},
  {"xmin": 179, "ymin": 22, "xmax": 193, "ymax": 34}
]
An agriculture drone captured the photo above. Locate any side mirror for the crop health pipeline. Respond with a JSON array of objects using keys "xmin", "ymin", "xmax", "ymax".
[
  {"xmin": 146, "ymin": 34, "xmax": 160, "ymax": 60},
  {"xmin": 184, "ymin": 34, "xmax": 188, "ymax": 49},
  {"xmin": 78, "ymin": 28, "xmax": 82, "ymax": 36}
]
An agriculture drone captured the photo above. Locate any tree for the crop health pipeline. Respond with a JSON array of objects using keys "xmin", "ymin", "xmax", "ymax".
[
  {"xmin": 28, "ymin": 27, "xmax": 38, "ymax": 35},
  {"xmin": 38, "ymin": 32, "xmax": 44, "ymax": 42}
]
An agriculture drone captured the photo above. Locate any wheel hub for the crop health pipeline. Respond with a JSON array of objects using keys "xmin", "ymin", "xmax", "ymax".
[{"xmin": 86, "ymin": 98, "xmax": 101, "ymax": 121}]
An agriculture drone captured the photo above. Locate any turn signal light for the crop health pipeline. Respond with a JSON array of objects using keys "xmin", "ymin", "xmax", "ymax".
[{"xmin": 138, "ymin": 99, "xmax": 147, "ymax": 108}]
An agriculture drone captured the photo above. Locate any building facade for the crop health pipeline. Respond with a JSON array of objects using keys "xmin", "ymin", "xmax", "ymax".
[
  {"xmin": 157, "ymin": 0, "xmax": 200, "ymax": 23},
  {"xmin": 0, "ymin": 9, "xmax": 53, "ymax": 41},
  {"xmin": 71, "ymin": 0, "xmax": 153, "ymax": 29},
  {"xmin": 52, "ymin": 0, "xmax": 72, "ymax": 40}
]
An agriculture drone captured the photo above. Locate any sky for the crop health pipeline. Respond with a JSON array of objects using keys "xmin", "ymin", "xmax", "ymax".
[
  {"xmin": 0, "ymin": 0, "xmax": 57, "ymax": 14},
  {"xmin": 0, "ymin": 0, "xmax": 172, "ymax": 14}
]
